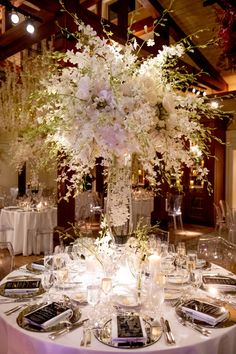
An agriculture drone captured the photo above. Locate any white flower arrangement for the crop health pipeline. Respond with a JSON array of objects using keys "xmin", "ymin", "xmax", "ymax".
[{"xmin": 0, "ymin": 4, "xmax": 227, "ymax": 227}]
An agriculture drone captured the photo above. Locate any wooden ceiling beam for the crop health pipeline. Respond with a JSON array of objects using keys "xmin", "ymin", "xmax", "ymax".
[
  {"xmin": 146, "ymin": 0, "xmax": 228, "ymax": 91},
  {"xmin": 0, "ymin": 0, "xmax": 229, "ymax": 91},
  {"xmin": 0, "ymin": 19, "xmax": 57, "ymax": 60}
]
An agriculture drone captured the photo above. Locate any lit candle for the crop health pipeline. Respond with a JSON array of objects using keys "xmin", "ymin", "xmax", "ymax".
[{"xmin": 148, "ymin": 252, "xmax": 161, "ymax": 278}]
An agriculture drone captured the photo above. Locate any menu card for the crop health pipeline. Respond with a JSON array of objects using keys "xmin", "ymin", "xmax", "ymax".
[
  {"xmin": 23, "ymin": 302, "xmax": 73, "ymax": 329},
  {"xmin": 4, "ymin": 279, "xmax": 41, "ymax": 294},
  {"xmin": 202, "ymin": 275, "xmax": 236, "ymax": 291},
  {"xmin": 112, "ymin": 315, "xmax": 147, "ymax": 343},
  {"xmin": 181, "ymin": 299, "xmax": 229, "ymax": 326}
]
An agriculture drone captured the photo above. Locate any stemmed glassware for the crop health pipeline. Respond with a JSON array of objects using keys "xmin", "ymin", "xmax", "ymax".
[
  {"xmin": 87, "ymin": 284, "xmax": 101, "ymax": 326},
  {"xmin": 101, "ymin": 277, "xmax": 112, "ymax": 298},
  {"xmin": 41, "ymin": 270, "xmax": 54, "ymax": 302},
  {"xmin": 176, "ymin": 242, "xmax": 186, "ymax": 271}
]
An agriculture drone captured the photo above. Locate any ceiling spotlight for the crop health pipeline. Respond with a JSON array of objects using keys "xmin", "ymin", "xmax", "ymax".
[
  {"xmin": 192, "ymin": 88, "xmax": 196, "ymax": 93},
  {"xmin": 10, "ymin": 10, "xmax": 20, "ymax": 25},
  {"xmin": 196, "ymin": 90, "xmax": 200, "ymax": 95},
  {"xmin": 203, "ymin": 91, "xmax": 207, "ymax": 97},
  {"xmin": 26, "ymin": 19, "xmax": 35, "ymax": 34}
]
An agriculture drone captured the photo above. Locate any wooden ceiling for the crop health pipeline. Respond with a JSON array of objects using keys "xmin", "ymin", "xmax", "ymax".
[{"xmin": 0, "ymin": 0, "xmax": 235, "ymax": 92}]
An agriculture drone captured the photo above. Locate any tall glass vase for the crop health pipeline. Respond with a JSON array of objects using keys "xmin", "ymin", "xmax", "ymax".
[{"xmin": 106, "ymin": 156, "xmax": 133, "ymax": 245}]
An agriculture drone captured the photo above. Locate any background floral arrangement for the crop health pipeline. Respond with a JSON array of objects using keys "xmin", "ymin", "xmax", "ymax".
[
  {"xmin": 0, "ymin": 3, "xmax": 227, "ymax": 228},
  {"xmin": 214, "ymin": 1, "xmax": 236, "ymax": 70}
]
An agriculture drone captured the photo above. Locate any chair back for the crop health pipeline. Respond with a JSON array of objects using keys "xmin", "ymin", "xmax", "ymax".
[
  {"xmin": 149, "ymin": 228, "xmax": 169, "ymax": 243},
  {"xmin": 166, "ymin": 193, "xmax": 183, "ymax": 215},
  {"xmin": 0, "ymin": 242, "xmax": 14, "ymax": 280},
  {"xmin": 197, "ymin": 235, "xmax": 236, "ymax": 273}
]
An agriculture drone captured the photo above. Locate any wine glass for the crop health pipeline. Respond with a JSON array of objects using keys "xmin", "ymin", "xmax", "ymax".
[
  {"xmin": 186, "ymin": 251, "xmax": 197, "ymax": 273},
  {"xmin": 101, "ymin": 277, "xmax": 112, "ymax": 299},
  {"xmin": 41, "ymin": 270, "xmax": 54, "ymax": 302},
  {"xmin": 87, "ymin": 284, "xmax": 101, "ymax": 326},
  {"xmin": 176, "ymin": 242, "xmax": 186, "ymax": 271}
]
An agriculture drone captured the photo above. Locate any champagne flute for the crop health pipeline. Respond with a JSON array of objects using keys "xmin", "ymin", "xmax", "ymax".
[{"xmin": 101, "ymin": 277, "xmax": 112, "ymax": 299}]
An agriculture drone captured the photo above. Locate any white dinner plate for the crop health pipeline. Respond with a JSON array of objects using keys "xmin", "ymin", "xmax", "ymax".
[
  {"xmin": 167, "ymin": 274, "xmax": 189, "ymax": 285},
  {"xmin": 113, "ymin": 294, "xmax": 139, "ymax": 308},
  {"xmin": 164, "ymin": 288, "xmax": 182, "ymax": 300},
  {"xmin": 70, "ymin": 291, "xmax": 87, "ymax": 305}
]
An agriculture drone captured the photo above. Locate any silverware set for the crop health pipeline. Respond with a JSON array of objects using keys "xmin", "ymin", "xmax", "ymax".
[
  {"xmin": 4, "ymin": 304, "xmax": 27, "ymax": 316},
  {"xmin": 48, "ymin": 318, "xmax": 88, "ymax": 340},
  {"xmin": 178, "ymin": 316, "xmax": 212, "ymax": 336},
  {"xmin": 80, "ymin": 327, "xmax": 91, "ymax": 347},
  {"xmin": 160, "ymin": 317, "xmax": 176, "ymax": 345}
]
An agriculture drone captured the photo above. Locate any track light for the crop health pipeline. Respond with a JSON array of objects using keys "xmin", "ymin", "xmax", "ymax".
[
  {"xmin": 25, "ymin": 18, "xmax": 35, "ymax": 34},
  {"xmin": 9, "ymin": 10, "xmax": 20, "ymax": 24}
]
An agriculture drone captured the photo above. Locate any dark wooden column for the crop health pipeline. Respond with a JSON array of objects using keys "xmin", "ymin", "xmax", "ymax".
[{"xmin": 18, "ymin": 163, "xmax": 26, "ymax": 197}]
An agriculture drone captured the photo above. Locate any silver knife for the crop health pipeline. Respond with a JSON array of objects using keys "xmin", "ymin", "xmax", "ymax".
[
  {"xmin": 48, "ymin": 318, "xmax": 88, "ymax": 340},
  {"xmin": 165, "ymin": 319, "xmax": 175, "ymax": 344}
]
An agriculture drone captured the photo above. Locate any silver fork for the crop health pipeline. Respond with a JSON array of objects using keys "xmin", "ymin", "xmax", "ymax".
[{"xmin": 4, "ymin": 304, "xmax": 25, "ymax": 316}]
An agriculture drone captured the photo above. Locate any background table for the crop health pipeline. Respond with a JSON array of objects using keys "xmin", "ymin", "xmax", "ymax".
[{"xmin": 0, "ymin": 207, "xmax": 57, "ymax": 255}]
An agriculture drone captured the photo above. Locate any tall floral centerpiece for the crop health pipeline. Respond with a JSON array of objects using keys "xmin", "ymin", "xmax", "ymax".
[{"xmin": 0, "ymin": 5, "xmax": 226, "ymax": 235}]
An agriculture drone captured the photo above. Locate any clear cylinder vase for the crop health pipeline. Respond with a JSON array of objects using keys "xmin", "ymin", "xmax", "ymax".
[{"xmin": 106, "ymin": 157, "xmax": 133, "ymax": 245}]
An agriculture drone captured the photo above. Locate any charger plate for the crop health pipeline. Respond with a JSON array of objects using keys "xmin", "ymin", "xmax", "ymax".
[
  {"xmin": 94, "ymin": 317, "xmax": 162, "ymax": 349},
  {"xmin": 17, "ymin": 303, "xmax": 81, "ymax": 333},
  {"xmin": 0, "ymin": 282, "xmax": 45, "ymax": 299},
  {"xmin": 176, "ymin": 299, "xmax": 235, "ymax": 328}
]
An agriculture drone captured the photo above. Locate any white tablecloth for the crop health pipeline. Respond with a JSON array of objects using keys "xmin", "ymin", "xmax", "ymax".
[
  {"xmin": 0, "ymin": 208, "xmax": 57, "ymax": 255},
  {"xmin": 0, "ymin": 264, "xmax": 235, "ymax": 354}
]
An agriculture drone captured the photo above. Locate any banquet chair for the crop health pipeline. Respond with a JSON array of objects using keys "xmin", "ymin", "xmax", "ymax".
[
  {"xmin": 197, "ymin": 235, "xmax": 236, "ymax": 273},
  {"xmin": 0, "ymin": 242, "xmax": 14, "ymax": 280},
  {"xmin": 0, "ymin": 225, "xmax": 14, "ymax": 242},
  {"xmin": 213, "ymin": 203, "xmax": 227, "ymax": 235},
  {"xmin": 149, "ymin": 228, "xmax": 170, "ymax": 243},
  {"xmin": 165, "ymin": 193, "xmax": 183, "ymax": 230},
  {"xmin": 33, "ymin": 228, "xmax": 54, "ymax": 255}
]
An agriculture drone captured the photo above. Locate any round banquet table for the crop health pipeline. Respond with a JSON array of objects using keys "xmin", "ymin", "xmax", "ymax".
[
  {"xmin": 0, "ymin": 265, "xmax": 235, "ymax": 354},
  {"xmin": 0, "ymin": 207, "xmax": 57, "ymax": 255}
]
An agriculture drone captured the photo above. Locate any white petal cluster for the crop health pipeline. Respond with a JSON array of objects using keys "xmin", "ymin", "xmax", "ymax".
[{"xmin": 36, "ymin": 21, "xmax": 213, "ymax": 225}]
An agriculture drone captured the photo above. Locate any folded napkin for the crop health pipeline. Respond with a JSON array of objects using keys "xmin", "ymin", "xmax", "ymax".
[
  {"xmin": 31, "ymin": 259, "xmax": 45, "ymax": 271},
  {"xmin": 181, "ymin": 299, "xmax": 229, "ymax": 326}
]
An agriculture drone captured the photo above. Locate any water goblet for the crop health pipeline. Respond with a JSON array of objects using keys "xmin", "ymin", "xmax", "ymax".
[
  {"xmin": 190, "ymin": 270, "xmax": 203, "ymax": 290},
  {"xmin": 44, "ymin": 252, "xmax": 54, "ymax": 271},
  {"xmin": 149, "ymin": 282, "xmax": 165, "ymax": 319}
]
